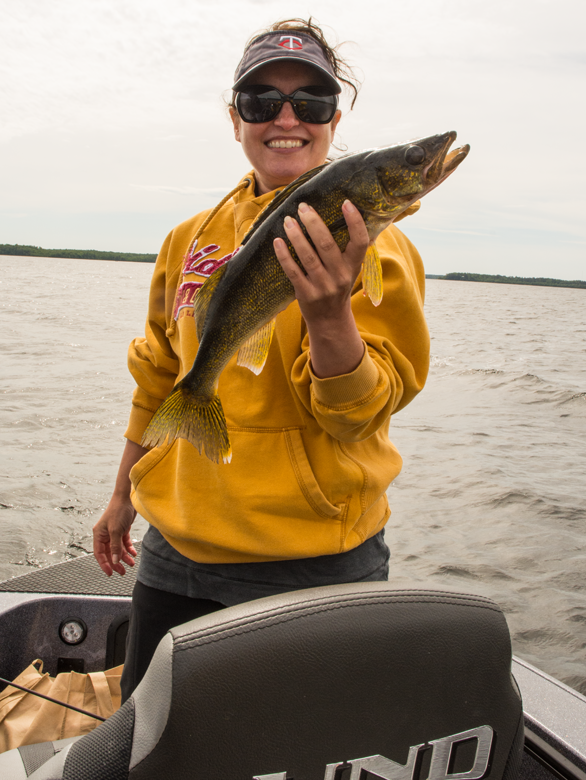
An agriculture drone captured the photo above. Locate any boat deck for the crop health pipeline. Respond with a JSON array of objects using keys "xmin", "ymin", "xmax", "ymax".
[{"xmin": 0, "ymin": 544, "xmax": 141, "ymax": 597}]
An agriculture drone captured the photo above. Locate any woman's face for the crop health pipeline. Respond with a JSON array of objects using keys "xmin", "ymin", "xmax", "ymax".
[{"xmin": 230, "ymin": 60, "xmax": 341, "ymax": 195}]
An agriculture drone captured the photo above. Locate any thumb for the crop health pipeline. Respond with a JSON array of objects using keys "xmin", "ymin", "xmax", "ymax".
[{"xmin": 109, "ymin": 526, "xmax": 124, "ymax": 566}]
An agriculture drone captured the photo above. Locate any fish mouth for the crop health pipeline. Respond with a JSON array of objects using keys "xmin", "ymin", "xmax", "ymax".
[{"xmin": 424, "ymin": 131, "xmax": 470, "ymax": 187}]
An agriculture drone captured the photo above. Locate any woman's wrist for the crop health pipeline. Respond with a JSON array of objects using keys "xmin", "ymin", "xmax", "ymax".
[
  {"xmin": 110, "ymin": 487, "xmax": 133, "ymax": 505},
  {"xmin": 306, "ymin": 306, "xmax": 364, "ymax": 379}
]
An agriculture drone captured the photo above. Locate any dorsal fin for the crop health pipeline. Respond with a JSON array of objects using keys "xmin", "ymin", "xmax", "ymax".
[
  {"xmin": 240, "ymin": 163, "xmax": 329, "ymax": 246},
  {"xmin": 193, "ymin": 264, "xmax": 228, "ymax": 340}
]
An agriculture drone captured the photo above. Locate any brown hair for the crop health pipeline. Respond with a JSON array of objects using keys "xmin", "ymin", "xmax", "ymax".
[{"xmin": 238, "ymin": 18, "xmax": 361, "ymax": 110}]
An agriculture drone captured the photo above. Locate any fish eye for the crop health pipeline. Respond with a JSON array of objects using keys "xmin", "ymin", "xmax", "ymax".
[{"xmin": 405, "ymin": 145, "xmax": 425, "ymax": 165}]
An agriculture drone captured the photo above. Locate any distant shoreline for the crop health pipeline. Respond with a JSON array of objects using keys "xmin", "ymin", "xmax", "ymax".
[
  {"xmin": 427, "ymin": 272, "xmax": 586, "ymax": 289},
  {"xmin": 0, "ymin": 243, "xmax": 157, "ymax": 264},
  {"xmin": 2, "ymin": 244, "xmax": 584, "ymax": 289}
]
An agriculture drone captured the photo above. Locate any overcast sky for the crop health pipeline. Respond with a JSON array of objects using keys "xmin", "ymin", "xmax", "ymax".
[{"xmin": 1, "ymin": 0, "xmax": 585, "ymax": 278}]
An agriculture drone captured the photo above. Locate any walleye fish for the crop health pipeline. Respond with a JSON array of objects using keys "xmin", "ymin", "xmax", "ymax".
[{"xmin": 142, "ymin": 130, "xmax": 470, "ymax": 463}]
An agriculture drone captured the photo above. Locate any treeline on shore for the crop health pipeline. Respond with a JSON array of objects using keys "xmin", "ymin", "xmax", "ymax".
[
  {"xmin": 2, "ymin": 245, "xmax": 583, "ymax": 289},
  {"xmin": 0, "ymin": 244, "xmax": 157, "ymax": 263},
  {"xmin": 426, "ymin": 272, "xmax": 585, "ymax": 289}
]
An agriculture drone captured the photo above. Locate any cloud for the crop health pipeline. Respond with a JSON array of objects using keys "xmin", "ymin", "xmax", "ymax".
[
  {"xmin": 1, "ymin": 0, "xmax": 585, "ymax": 277},
  {"xmin": 130, "ymin": 185, "xmax": 234, "ymax": 196},
  {"xmin": 414, "ymin": 227, "xmax": 491, "ymax": 237}
]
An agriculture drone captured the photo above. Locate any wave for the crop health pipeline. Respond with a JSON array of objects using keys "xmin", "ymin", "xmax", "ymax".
[
  {"xmin": 432, "ymin": 563, "xmax": 515, "ymax": 581},
  {"xmin": 429, "ymin": 355, "xmax": 455, "ymax": 368},
  {"xmin": 457, "ymin": 368, "xmax": 506, "ymax": 376},
  {"xmin": 471, "ymin": 489, "xmax": 586, "ymax": 523},
  {"xmin": 449, "ymin": 368, "xmax": 585, "ymax": 412}
]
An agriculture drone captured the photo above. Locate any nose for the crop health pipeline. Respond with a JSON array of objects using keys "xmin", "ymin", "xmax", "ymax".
[{"xmin": 274, "ymin": 100, "xmax": 299, "ymax": 130}]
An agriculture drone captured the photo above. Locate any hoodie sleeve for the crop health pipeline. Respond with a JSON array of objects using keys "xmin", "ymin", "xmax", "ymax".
[
  {"xmin": 124, "ymin": 230, "xmax": 182, "ymax": 444},
  {"xmin": 290, "ymin": 224, "xmax": 430, "ymax": 441}
]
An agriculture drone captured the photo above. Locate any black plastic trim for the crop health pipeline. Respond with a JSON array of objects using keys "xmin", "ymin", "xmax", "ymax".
[{"xmin": 525, "ymin": 725, "xmax": 586, "ymax": 780}]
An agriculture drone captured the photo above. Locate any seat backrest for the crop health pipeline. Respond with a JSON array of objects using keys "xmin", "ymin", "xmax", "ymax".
[{"xmin": 60, "ymin": 584, "xmax": 524, "ymax": 780}]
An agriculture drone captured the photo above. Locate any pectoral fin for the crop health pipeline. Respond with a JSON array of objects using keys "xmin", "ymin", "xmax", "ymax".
[
  {"xmin": 193, "ymin": 264, "xmax": 228, "ymax": 340},
  {"xmin": 363, "ymin": 243, "xmax": 383, "ymax": 306},
  {"xmin": 394, "ymin": 199, "xmax": 421, "ymax": 223},
  {"xmin": 237, "ymin": 319, "xmax": 276, "ymax": 375}
]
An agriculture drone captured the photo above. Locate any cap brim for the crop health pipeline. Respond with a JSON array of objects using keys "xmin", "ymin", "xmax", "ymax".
[{"xmin": 232, "ymin": 56, "xmax": 341, "ymax": 95}]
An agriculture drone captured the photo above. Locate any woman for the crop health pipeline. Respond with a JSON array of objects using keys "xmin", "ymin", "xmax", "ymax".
[{"xmin": 93, "ymin": 19, "xmax": 430, "ymax": 700}]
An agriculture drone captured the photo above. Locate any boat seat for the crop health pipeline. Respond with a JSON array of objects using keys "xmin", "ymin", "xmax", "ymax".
[{"xmin": 0, "ymin": 584, "xmax": 524, "ymax": 780}]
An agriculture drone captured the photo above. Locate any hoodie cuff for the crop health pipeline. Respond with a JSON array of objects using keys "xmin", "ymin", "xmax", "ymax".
[
  {"xmin": 309, "ymin": 345, "xmax": 382, "ymax": 409},
  {"xmin": 124, "ymin": 403, "xmax": 157, "ymax": 445}
]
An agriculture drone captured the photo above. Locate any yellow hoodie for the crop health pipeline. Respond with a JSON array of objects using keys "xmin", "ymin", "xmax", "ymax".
[{"xmin": 125, "ymin": 174, "xmax": 430, "ymax": 564}]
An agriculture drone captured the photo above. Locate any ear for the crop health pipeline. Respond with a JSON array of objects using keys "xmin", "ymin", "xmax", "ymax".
[
  {"xmin": 229, "ymin": 106, "xmax": 241, "ymax": 143},
  {"xmin": 330, "ymin": 109, "xmax": 342, "ymax": 141}
]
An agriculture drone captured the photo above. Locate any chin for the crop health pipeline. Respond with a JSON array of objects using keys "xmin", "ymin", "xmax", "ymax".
[{"xmin": 270, "ymin": 156, "xmax": 317, "ymax": 182}]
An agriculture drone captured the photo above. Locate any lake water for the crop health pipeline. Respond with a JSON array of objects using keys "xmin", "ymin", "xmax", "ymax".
[{"xmin": 1, "ymin": 255, "xmax": 585, "ymax": 693}]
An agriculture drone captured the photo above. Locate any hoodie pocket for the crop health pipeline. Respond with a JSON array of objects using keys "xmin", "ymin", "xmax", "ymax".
[
  {"xmin": 130, "ymin": 440, "xmax": 175, "ymax": 488},
  {"xmin": 284, "ymin": 429, "xmax": 341, "ymax": 519}
]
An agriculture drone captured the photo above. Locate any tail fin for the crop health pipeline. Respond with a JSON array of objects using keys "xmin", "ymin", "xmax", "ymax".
[{"xmin": 142, "ymin": 381, "xmax": 232, "ymax": 464}]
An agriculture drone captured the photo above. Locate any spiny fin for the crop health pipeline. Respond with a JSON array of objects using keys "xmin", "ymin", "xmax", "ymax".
[
  {"xmin": 240, "ymin": 163, "xmax": 329, "ymax": 246},
  {"xmin": 193, "ymin": 263, "xmax": 228, "ymax": 340},
  {"xmin": 237, "ymin": 319, "xmax": 276, "ymax": 375},
  {"xmin": 142, "ymin": 380, "xmax": 232, "ymax": 464},
  {"xmin": 363, "ymin": 243, "xmax": 383, "ymax": 307}
]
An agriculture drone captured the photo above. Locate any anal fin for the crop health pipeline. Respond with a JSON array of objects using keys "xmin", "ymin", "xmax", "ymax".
[
  {"xmin": 237, "ymin": 319, "xmax": 276, "ymax": 375},
  {"xmin": 363, "ymin": 243, "xmax": 383, "ymax": 307}
]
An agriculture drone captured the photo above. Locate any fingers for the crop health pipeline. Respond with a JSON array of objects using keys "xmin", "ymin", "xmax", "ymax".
[
  {"xmin": 93, "ymin": 544, "xmax": 114, "ymax": 577},
  {"xmin": 108, "ymin": 526, "xmax": 128, "ymax": 575},
  {"xmin": 280, "ymin": 201, "xmax": 369, "ymax": 278},
  {"xmin": 341, "ymin": 200, "xmax": 370, "ymax": 265},
  {"xmin": 281, "ymin": 205, "xmax": 337, "ymax": 281},
  {"xmin": 273, "ymin": 234, "xmax": 313, "ymax": 299},
  {"xmin": 93, "ymin": 534, "xmax": 117, "ymax": 577},
  {"xmin": 92, "ymin": 505, "xmax": 137, "ymax": 577},
  {"xmin": 122, "ymin": 531, "xmax": 137, "ymax": 560},
  {"xmin": 274, "ymin": 200, "xmax": 371, "ymax": 323}
]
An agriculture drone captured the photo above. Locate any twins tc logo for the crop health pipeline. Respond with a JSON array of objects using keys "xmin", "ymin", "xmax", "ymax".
[{"xmin": 278, "ymin": 35, "xmax": 303, "ymax": 50}]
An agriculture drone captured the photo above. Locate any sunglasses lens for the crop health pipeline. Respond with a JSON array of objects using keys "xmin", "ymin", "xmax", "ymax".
[
  {"xmin": 291, "ymin": 90, "xmax": 337, "ymax": 124},
  {"xmin": 237, "ymin": 89, "xmax": 283, "ymax": 123},
  {"xmin": 237, "ymin": 87, "xmax": 337, "ymax": 124}
]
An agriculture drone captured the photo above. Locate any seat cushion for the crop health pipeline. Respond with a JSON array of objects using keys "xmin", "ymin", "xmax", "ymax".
[{"xmin": 123, "ymin": 584, "xmax": 524, "ymax": 780}]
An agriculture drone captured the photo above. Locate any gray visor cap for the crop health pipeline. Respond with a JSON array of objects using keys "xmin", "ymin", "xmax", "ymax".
[{"xmin": 233, "ymin": 31, "xmax": 341, "ymax": 94}]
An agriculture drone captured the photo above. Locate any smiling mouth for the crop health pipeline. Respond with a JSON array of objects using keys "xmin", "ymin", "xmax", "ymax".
[{"xmin": 266, "ymin": 139, "xmax": 307, "ymax": 149}]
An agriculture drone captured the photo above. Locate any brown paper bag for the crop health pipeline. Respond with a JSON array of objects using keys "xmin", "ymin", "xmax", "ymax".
[{"xmin": 0, "ymin": 659, "xmax": 122, "ymax": 753}]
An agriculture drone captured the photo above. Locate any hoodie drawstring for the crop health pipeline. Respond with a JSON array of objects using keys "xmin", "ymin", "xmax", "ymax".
[{"xmin": 166, "ymin": 178, "xmax": 251, "ymax": 338}]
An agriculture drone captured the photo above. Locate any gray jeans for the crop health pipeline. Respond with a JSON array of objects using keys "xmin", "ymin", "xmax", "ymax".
[{"xmin": 137, "ymin": 525, "xmax": 390, "ymax": 606}]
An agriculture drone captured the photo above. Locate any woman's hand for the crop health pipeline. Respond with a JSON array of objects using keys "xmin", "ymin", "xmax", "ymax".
[
  {"xmin": 93, "ymin": 439, "xmax": 147, "ymax": 576},
  {"xmin": 93, "ymin": 497, "xmax": 137, "ymax": 576},
  {"xmin": 274, "ymin": 199, "xmax": 368, "ymax": 378}
]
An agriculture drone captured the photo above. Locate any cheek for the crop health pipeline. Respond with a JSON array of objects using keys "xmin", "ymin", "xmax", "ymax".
[
  {"xmin": 317, "ymin": 126, "xmax": 335, "ymax": 150},
  {"xmin": 238, "ymin": 125, "xmax": 263, "ymax": 150}
]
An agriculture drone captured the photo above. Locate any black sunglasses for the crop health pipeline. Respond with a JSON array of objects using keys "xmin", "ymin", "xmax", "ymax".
[{"xmin": 235, "ymin": 85, "xmax": 338, "ymax": 125}]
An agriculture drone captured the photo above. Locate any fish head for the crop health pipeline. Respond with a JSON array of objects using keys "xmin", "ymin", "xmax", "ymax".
[{"xmin": 356, "ymin": 131, "xmax": 470, "ymax": 220}]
